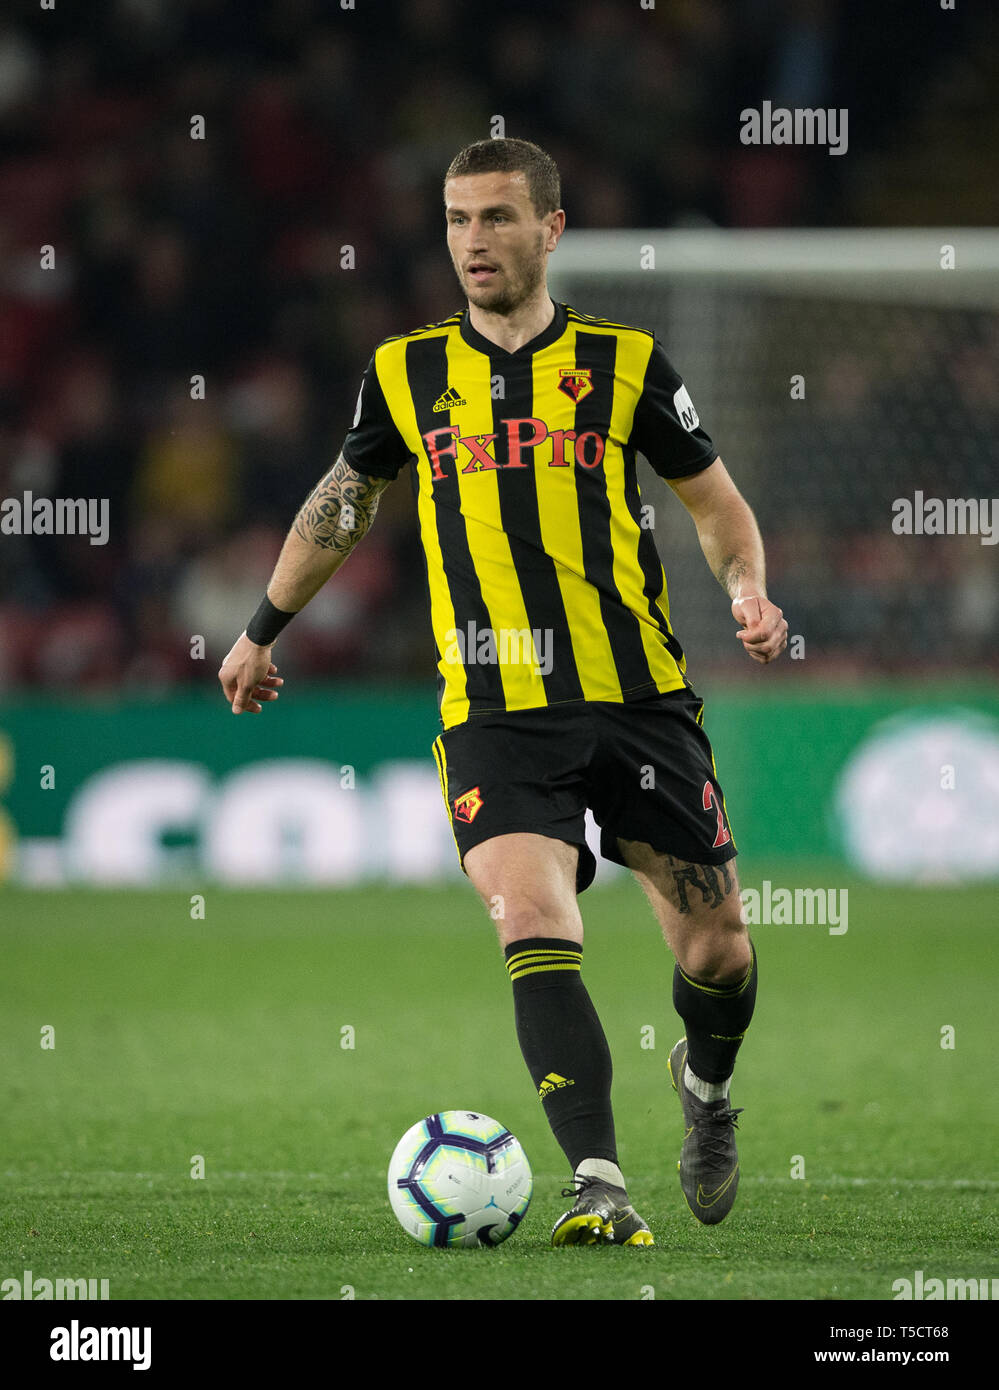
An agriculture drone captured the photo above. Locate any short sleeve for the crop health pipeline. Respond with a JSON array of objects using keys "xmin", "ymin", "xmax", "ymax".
[
  {"xmin": 341, "ymin": 352, "xmax": 414, "ymax": 481},
  {"xmin": 629, "ymin": 340, "xmax": 718, "ymax": 480}
]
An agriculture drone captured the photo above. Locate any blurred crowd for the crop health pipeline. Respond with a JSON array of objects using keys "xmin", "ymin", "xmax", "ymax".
[{"xmin": 0, "ymin": 0, "xmax": 995, "ymax": 692}]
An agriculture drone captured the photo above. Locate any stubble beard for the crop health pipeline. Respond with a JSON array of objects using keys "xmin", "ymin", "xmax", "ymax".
[{"xmin": 457, "ymin": 236, "xmax": 547, "ymax": 317}]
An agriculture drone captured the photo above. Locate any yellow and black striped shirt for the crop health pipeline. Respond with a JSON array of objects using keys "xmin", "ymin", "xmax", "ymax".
[{"xmin": 342, "ymin": 300, "xmax": 718, "ymax": 730}]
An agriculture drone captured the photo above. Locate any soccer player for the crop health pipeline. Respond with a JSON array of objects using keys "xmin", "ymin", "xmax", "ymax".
[{"xmin": 219, "ymin": 139, "xmax": 787, "ymax": 1246}]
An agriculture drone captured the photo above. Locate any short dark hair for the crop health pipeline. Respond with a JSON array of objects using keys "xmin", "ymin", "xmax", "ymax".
[{"xmin": 443, "ymin": 138, "xmax": 561, "ymax": 218}]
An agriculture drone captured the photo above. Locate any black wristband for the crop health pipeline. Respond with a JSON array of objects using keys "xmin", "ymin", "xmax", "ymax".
[{"xmin": 245, "ymin": 595, "xmax": 297, "ymax": 647}]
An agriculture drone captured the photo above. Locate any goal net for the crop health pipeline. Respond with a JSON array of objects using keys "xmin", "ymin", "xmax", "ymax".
[{"xmin": 548, "ymin": 230, "xmax": 999, "ymax": 681}]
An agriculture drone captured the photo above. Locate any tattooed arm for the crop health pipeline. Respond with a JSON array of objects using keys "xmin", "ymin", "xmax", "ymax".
[
  {"xmin": 218, "ymin": 454, "xmax": 390, "ymax": 713},
  {"xmin": 269, "ymin": 453, "xmax": 390, "ymax": 610},
  {"xmin": 668, "ymin": 456, "xmax": 787, "ymax": 665}
]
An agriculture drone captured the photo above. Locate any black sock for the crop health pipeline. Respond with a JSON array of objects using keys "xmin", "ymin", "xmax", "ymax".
[
  {"xmin": 672, "ymin": 943, "xmax": 758, "ymax": 1085},
  {"xmin": 504, "ymin": 937, "xmax": 617, "ymax": 1172}
]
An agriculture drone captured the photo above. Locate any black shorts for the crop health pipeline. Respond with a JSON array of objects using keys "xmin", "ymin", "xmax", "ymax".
[{"xmin": 432, "ymin": 689, "xmax": 737, "ymax": 894}]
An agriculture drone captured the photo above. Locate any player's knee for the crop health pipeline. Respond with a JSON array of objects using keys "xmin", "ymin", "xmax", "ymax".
[
  {"xmin": 680, "ymin": 916, "xmax": 752, "ymax": 983},
  {"xmin": 490, "ymin": 895, "xmax": 581, "ymax": 949}
]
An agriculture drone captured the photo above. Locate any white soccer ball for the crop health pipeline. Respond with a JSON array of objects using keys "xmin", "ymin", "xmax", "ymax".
[{"xmin": 387, "ymin": 1110, "xmax": 533, "ymax": 1248}]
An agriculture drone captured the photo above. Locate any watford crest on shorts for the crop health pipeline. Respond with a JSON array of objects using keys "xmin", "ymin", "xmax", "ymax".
[
  {"xmin": 453, "ymin": 787, "xmax": 484, "ymax": 824},
  {"xmin": 557, "ymin": 367, "xmax": 594, "ymax": 402}
]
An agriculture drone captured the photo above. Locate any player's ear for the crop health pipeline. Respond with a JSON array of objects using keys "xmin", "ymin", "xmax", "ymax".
[{"xmin": 546, "ymin": 209, "xmax": 566, "ymax": 250}]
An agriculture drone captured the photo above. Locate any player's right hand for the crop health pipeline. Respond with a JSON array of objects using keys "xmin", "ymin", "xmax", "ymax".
[{"xmin": 218, "ymin": 632, "xmax": 285, "ymax": 714}]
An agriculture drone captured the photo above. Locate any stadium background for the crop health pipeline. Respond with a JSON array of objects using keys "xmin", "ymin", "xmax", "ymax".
[
  {"xmin": 1, "ymin": 0, "xmax": 997, "ymax": 1308},
  {"xmin": 1, "ymin": 0, "xmax": 997, "ymax": 885}
]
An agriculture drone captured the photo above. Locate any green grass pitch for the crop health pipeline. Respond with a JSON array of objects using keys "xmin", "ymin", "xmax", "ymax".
[{"xmin": 1, "ymin": 869, "xmax": 996, "ymax": 1302}]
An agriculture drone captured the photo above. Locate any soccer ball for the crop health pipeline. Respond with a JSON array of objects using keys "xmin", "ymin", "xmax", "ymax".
[{"xmin": 387, "ymin": 1110, "xmax": 533, "ymax": 1248}]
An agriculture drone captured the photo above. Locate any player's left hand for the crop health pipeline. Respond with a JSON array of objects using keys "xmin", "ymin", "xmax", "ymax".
[{"xmin": 732, "ymin": 595, "xmax": 787, "ymax": 664}]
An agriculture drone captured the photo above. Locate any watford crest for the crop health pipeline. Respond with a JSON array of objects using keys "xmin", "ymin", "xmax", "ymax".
[
  {"xmin": 557, "ymin": 368, "xmax": 594, "ymax": 402},
  {"xmin": 453, "ymin": 786, "xmax": 484, "ymax": 824}
]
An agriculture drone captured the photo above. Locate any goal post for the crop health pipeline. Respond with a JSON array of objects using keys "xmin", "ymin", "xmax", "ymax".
[{"xmin": 549, "ymin": 229, "xmax": 999, "ymax": 306}]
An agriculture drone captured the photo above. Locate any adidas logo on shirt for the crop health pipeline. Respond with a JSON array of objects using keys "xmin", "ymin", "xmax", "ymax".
[{"xmin": 432, "ymin": 386, "xmax": 467, "ymax": 413}]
